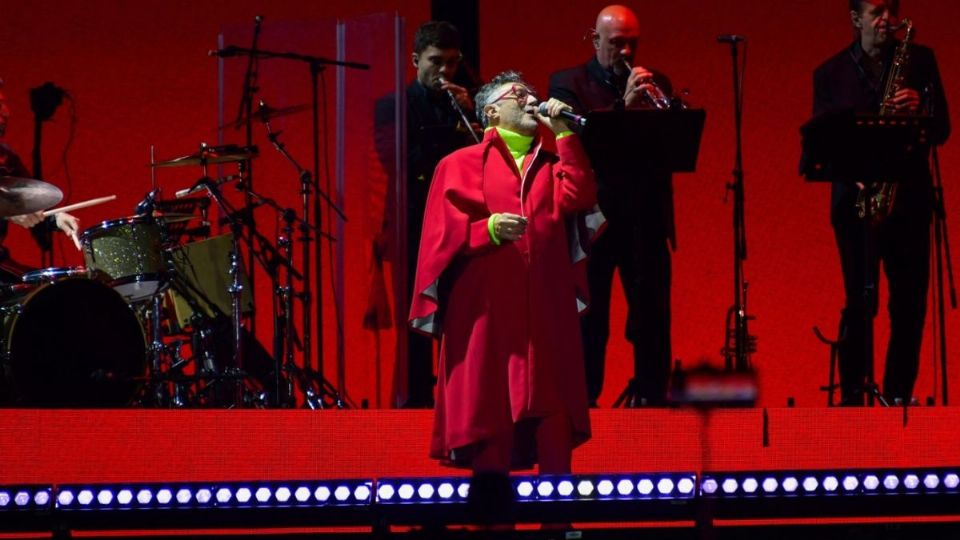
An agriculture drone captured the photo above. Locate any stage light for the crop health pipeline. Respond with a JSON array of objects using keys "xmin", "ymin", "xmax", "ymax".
[
  {"xmin": 944, "ymin": 474, "xmax": 959, "ymax": 489},
  {"xmin": 678, "ymin": 478, "xmax": 695, "ymax": 495},
  {"xmin": 292, "ymin": 486, "xmax": 309, "ymax": 503},
  {"xmin": 274, "ymin": 487, "xmax": 291, "ymax": 503},
  {"xmin": 437, "ymin": 483, "xmax": 455, "ymax": 499},
  {"xmin": 377, "ymin": 484, "xmax": 395, "ymax": 501},
  {"xmin": 137, "ymin": 489, "xmax": 153, "ymax": 505},
  {"xmin": 517, "ymin": 480, "xmax": 534, "ymax": 498},
  {"xmin": 802, "ymin": 476, "xmax": 818, "ymax": 493},
  {"xmin": 782, "ymin": 477, "xmax": 799, "ymax": 493},
  {"xmin": 397, "ymin": 484, "xmax": 414, "ymax": 501},
  {"xmin": 354, "ymin": 484, "xmax": 372, "ymax": 502},
  {"xmin": 842, "ymin": 475, "xmax": 858, "ymax": 491},
  {"xmin": 196, "ymin": 488, "xmax": 212, "ymax": 504},
  {"xmin": 255, "ymin": 487, "xmax": 271, "ymax": 503},
  {"xmin": 334, "ymin": 486, "xmax": 351, "ymax": 502},
  {"xmin": 577, "ymin": 480, "xmax": 594, "ymax": 497},
  {"xmin": 722, "ymin": 478, "xmax": 738, "ymax": 494},
  {"xmin": 116, "ymin": 490, "xmax": 133, "ymax": 505},
  {"xmin": 156, "ymin": 489, "xmax": 172, "ymax": 505},
  {"xmin": 175, "ymin": 488, "xmax": 192, "ymax": 505},
  {"xmin": 657, "ymin": 478, "xmax": 675, "ymax": 495},
  {"xmin": 78, "ymin": 490, "xmax": 95, "ymax": 506},
  {"xmin": 923, "ymin": 474, "xmax": 939, "ymax": 490},
  {"xmin": 762, "ymin": 477, "xmax": 778, "ymax": 493},
  {"xmin": 0, "ymin": 492, "xmax": 9, "ymax": 508},
  {"xmin": 314, "ymin": 486, "xmax": 331, "ymax": 502},
  {"xmin": 883, "ymin": 475, "xmax": 899, "ymax": 490},
  {"xmin": 417, "ymin": 483, "xmax": 434, "ymax": 499},
  {"xmin": 97, "ymin": 489, "xmax": 113, "ymax": 505},
  {"xmin": 557, "ymin": 480, "xmax": 574, "ymax": 497},
  {"xmin": 457, "ymin": 482, "xmax": 470, "ymax": 499},
  {"xmin": 903, "ymin": 474, "xmax": 920, "ymax": 490},
  {"xmin": 821, "ymin": 476, "xmax": 838, "ymax": 492},
  {"xmin": 616, "ymin": 479, "xmax": 633, "ymax": 496},
  {"xmin": 701, "ymin": 478, "xmax": 718, "ymax": 495},
  {"xmin": 863, "ymin": 475, "xmax": 880, "ymax": 491},
  {"xmin": 742, "ymin": 478, "xmax": 758, "ymax": 494},
  {"xmin": 34, "ymin": 491, "xmax": 50, "ymax": 506},
  {"xmin": 14, "ymin": 492, "xmax": 29, "ymax": 507},
  {"xmin": 236, "ymin": 487, "xmax": 253, "ymax": 504},
  {"xmin": 597, "ymin": 479, "xmax": 614, "ymax": 496},
  {"xmin": 537, "ymin": 480, "xmax": 555, "ymax": 498},
  {"xmin": 216, "ymin": 488, "xmax": 232, "ymax": 504},
  {"xmin": 637, "ymin": 478, "xmax": 654, "ymax": 495},
  {"xmin": 57, "ymin": 490, "xmax": 74, "ymax": 507}
]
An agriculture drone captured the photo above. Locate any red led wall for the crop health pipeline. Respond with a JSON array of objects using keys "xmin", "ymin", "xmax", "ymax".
[{"xmin": 0, "ymin": 0, "xmax": 958, "ymax": 409}]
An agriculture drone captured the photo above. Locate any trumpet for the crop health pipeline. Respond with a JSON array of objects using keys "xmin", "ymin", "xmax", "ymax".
[{"xmin": 623, "ymin": 58, "xmax": 672, "ymax": 109}]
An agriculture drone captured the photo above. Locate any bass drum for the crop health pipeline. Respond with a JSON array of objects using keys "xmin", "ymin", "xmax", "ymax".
[{"xmin": 0, "ymin": 277, "xmax": 146, "ymax": 406}]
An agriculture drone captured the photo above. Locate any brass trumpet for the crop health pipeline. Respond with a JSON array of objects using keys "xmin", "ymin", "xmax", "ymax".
[{"xmin": 623, "ymin": 58, "xmax": 672, "ymax": 109}]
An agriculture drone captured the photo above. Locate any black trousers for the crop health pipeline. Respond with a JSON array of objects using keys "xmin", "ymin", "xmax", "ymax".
[
  {"xmin": 581, "ymin": 222, "xmax": 672, "ymax": 406},
  {"xmin": 405, "ymin": 217, "xmax": 435, "ymax": 408},
  {"xmin": 833, "ymin": 202, "xmax": 930, "ymax": 404}
]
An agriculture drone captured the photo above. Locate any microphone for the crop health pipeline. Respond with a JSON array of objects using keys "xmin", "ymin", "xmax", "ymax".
[
  {"xmin": 134, "ymin": 190, "xmax": 156, "ymax": 215},
  {"xmin": 537, "ymin": 102, "xmax": 587, "ymax": 127},
  {"xmin": 208, "ymin": 45, "xmax": 242, "ymax": 57},
  {"xmin": 717, "ymin": 34, "xmax": 747, "ymax": 43}
]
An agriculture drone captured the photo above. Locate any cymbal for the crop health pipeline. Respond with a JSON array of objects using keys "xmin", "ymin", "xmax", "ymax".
[
  {"xmin": 0, "ymin": 176, "xmax": 64, "ymax": 218},
  {"xmin": 221, "ymin": 103, "xmax": 310, "ymax": 130},
  {"xmin": 153, "ymin": 144, "xmax": 257, "ymax": 168}
]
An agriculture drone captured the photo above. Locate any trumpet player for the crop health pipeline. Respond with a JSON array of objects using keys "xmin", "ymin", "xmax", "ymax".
[
  {"xmin": 810, "ymin": 0, "xmax": 950, "ymax": 405},
  {"xmin": 549, "ymin": 5, "xmax": 677, "ymax": 407}
]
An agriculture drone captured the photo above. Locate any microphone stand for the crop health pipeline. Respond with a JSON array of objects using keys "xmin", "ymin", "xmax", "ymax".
[
  {"xmin": 218, "ymin": 45, "xmax": 361, "ymax": 402},
  {"xmin": 926, "ymin": 85, "xmax": 956, "ymax": 405},
  {"xmin": 261, "ymin": 112, "xmax": 344, "ymax": 408},
  {"xmin": 239, "ymin": 16, "xmax": 262, "ymax": 339},
  {"xmin": 719, "ymin": 36, "xmax": 756, "ymax": 372},
  {"xmin": 440, "ymin": 78, "xmax": 480, "ymax": 143}
]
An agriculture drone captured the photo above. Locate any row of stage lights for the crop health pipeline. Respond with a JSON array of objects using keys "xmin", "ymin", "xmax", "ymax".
[{"xmin": 2, "ymin": 469, "xmax": 959, "ymax": 529}]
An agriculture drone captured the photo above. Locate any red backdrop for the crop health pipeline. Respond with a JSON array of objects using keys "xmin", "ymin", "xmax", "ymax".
[{"xmin": 1, "ymin": 0, "xmax": 957, "ymax": 409}]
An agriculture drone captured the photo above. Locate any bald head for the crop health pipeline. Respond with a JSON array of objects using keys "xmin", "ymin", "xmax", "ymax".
[{"xmin": 594, "ymin": 5, "xmax": 640, "ymax": 72}]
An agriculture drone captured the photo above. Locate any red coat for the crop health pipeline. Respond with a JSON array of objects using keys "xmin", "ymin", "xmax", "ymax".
[{"xmin": 410, "ymin": 128, "xmax": 597, "ymax": 469}]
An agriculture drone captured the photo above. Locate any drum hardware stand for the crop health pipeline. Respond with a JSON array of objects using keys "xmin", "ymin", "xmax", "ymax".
[
  {"xmin": 238, "ymin": 181, "xmax": 343, "ymax": 409},
  {"xmin": 29, "ymin": 82, "xmax": 66, "ymax": 267},
  {"xmin": 258, "ymin": 111, "xmax": 345, "ymax": 408},
  {"xmin": 718, "ymin": 35, "xmax": 757, "ymax": 373}
]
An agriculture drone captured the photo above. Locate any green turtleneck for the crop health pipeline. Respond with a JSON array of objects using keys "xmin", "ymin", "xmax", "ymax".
[{"xmin": 494, "ymin": 127, "xmax": 534, "ymax": 172}]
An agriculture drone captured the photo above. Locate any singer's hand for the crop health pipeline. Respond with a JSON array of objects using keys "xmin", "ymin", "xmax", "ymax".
[
  {"xmin": 440, "ymin": 80, "xmax": 474, "ymax": 111},
  {"xmin": 493, "ymin": 213, "xmax": 527, "ymax": 242},
  {"xmin": 55, "ymin": 212, "xmax": 82, "ymax": 250},
  {"xmin": 535, "ymin": 98, "xmax": 575, "ymax": 134},
  {"xmin": 624, "ymin": 66, "xmax": 656, "ymax": 108},
  {"xmin": 886, "ymin": 88, "xmax": 920, "ymax": 113}
]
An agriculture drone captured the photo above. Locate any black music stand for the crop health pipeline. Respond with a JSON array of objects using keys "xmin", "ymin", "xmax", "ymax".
[
  {"xmin": 801, "ymin": 110, "xmax": 931, "ymax": 406},
  {"xmin": 582, "ymin": 109, "xmax": 706, "ymax": 176},
  {"xmin": 582, "ymin": 108, "xmax": 706, "ymax": 408}
]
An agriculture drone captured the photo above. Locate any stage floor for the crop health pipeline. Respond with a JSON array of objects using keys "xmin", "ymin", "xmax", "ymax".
[{"xmin": 3, "ymin": 407, "xmax": 959, "ymax": 484}]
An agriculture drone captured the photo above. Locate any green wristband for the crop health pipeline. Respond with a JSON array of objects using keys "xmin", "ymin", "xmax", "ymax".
[{"xmin": 488, "ymin": 213, "xmax": 502, "ymax": 246}]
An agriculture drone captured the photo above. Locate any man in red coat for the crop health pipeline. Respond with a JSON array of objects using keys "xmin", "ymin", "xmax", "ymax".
[{"xmin": 409, "ymin": 71, "xmax": 598, "ymax": 477}]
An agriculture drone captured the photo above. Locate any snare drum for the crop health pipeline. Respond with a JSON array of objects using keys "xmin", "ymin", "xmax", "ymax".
[
  {"xmin": 0, "ymin": 277, "xmax": 146, "ymax": 406},
  {"xmin": 80, "ymin": 216, "xmax": 166, "ymax": 301}
]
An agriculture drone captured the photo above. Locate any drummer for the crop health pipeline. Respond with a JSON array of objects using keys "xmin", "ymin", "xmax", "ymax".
[{"xmin": 0, "ymin": 78, "xmax": 81, "ymax": 280}]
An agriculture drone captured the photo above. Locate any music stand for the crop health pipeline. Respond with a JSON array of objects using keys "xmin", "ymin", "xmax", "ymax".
[
  {"xmin": 801, "ymin": 110, "xmax": 931, "ymax": 406},
  {"xmin": 581, "ymin": 108, "xmax": 706, "ymax": 407},
  {"xmin": 582, "ymin": 109, "xmax": 706, "ymax": 175}
]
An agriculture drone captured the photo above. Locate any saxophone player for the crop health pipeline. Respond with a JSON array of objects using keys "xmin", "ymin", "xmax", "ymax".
[{"xmin": 811, "ymin": 0, "xmax": 950, "ymax": 405}]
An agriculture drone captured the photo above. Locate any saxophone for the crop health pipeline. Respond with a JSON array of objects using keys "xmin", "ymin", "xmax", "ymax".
[{"xmin": 856, "ymin": 18, "xmax": 914, "ymax": 224}]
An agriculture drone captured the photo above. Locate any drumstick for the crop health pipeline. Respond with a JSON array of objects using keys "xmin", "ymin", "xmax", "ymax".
[{"xmin": 42, "ymin": 195, "xmax": 117, "ymax": 216}]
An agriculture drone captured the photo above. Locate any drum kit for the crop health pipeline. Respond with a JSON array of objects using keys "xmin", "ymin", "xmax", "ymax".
[{"xmin": 0, "ymin": 143, "xmax": 294, "ymax": 408}]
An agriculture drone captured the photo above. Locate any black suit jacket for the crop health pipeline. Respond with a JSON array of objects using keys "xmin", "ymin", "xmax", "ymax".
[{"xmin": 549, "ymin": 57, "xmax": 676, "ymax": 248}]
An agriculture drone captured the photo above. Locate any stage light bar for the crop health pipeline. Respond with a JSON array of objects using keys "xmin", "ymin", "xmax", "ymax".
[
  {"xmin": 376, "ymin": 477, "xmax": 471, "ymax": 505},
  {"xmin": 56, "ymin": 480, "xmax": 373, "ymax": 511},
  {"xmin": 0, "ymin": 486, "xmax": 53, "ymax": 511},
  {"xmin": 701, "ymin": 468, "xmax": 960, "ymax": 499}
]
